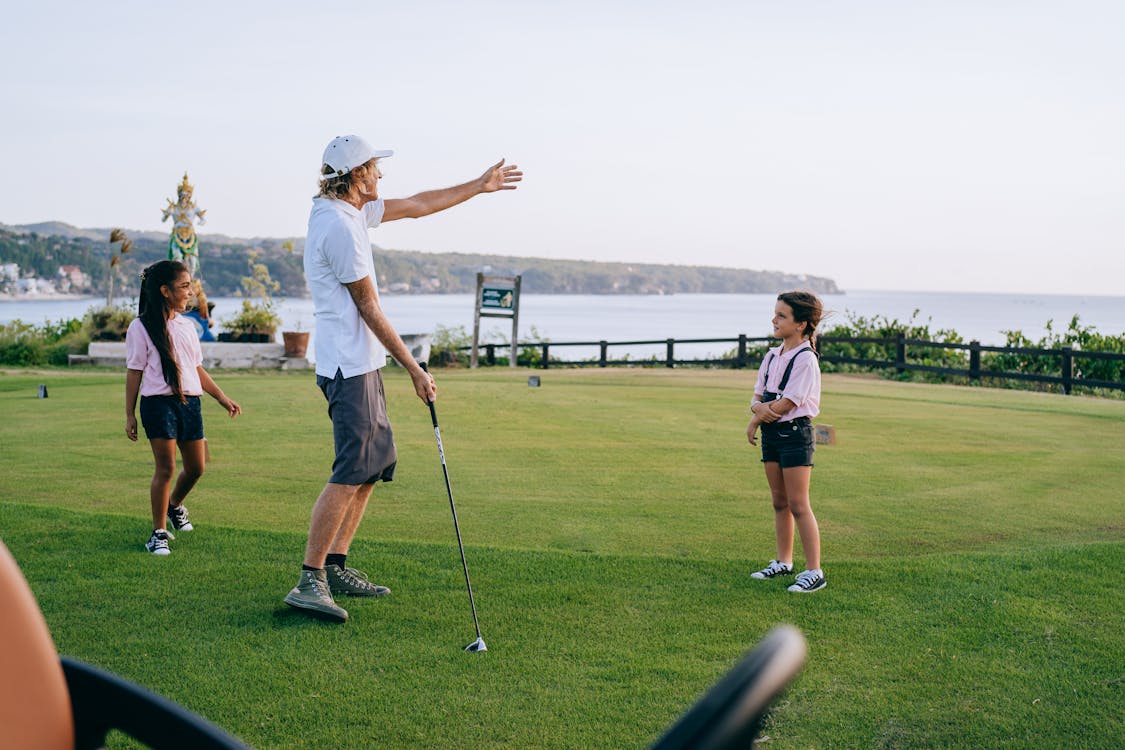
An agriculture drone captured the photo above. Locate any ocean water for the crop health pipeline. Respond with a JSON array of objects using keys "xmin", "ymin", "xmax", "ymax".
[{"xmin": 3, "ymin": 290, "xmax": 1122, "ymax": 361}]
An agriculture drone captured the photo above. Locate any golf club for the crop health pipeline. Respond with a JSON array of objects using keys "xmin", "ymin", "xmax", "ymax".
[{"xmin": 419, "ymin": 363, "xmax": 487, "ymax": 652}]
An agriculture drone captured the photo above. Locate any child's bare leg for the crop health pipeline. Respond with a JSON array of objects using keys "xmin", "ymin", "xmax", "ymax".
[
  {"xmin": 763, "ymin": 461, "xmax": 793, "ymax": 564},
  {"xmin": 781, "ymin": 465, "xmax": 820, "ymax": 570},
  {"xmin": 170, "ymin": 439, "xmax": 206, "ymax": 508},
  {"xmin": 148, "ymin": 439, "xmax": 177, "ymax": 530}
]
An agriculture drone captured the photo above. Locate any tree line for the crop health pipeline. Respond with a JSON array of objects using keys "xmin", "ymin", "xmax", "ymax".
[{"xmin": 0, "ymin": 225, "xmax": 840, "ymax": 298}]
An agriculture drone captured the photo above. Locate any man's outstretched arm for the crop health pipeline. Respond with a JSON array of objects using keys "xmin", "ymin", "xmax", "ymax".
[{"xmin": 382, "ymin": 159, "xmax": 522, "ymax": 222}]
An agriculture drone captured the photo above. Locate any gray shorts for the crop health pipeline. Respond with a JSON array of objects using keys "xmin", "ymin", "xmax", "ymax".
[{"xmin": 317, "ymin": 369, "xmax": 397, "ymax": 486}]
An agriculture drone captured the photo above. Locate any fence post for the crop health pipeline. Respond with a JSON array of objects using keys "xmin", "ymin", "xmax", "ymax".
[
  {"xmin": 737, "ymin": 334, "xmax": 747, "ymax": 369},
  {"xmin": 599, "ymin": 340, "xmax": 608, "ymax": 368},
  {"xmin": 1061, "ymin": 346, "xmax": 1073, "ymax": 395},
  {"xmin": 895, "ymin": 333, "xmax": 906, "ymax": 375},
  {"xmin": 486, "ymin": 344, "xmax": 495, "ymax": 366},
  {"xmin": 969, "ymin": 340, "xmax": 981, "ymax": 382},
  {"xmin": 541, "ymin": 343, "xmax": 549, "ymax": 370},
  {"xmin": 666, "ymin": 338, "xmax": 675, "ymax": 368}
]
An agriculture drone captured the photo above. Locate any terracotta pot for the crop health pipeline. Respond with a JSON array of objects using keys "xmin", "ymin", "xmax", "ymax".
[{"xmin": 283, "ymin": 331, "xmax": 309, "ymax": 358}]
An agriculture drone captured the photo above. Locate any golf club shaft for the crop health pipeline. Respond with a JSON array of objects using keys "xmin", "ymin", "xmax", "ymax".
[{"xmin": 419, "ymin": 364, "xmax": 484, "ymax": 641}]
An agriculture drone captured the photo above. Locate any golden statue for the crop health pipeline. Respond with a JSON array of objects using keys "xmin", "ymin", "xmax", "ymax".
[{"xmin": 161, "ymin": 173, "xmax": 207, "ymax": 277}]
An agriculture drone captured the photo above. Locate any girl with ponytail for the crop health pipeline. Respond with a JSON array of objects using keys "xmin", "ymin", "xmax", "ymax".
[
  {"xmin": 746, "ymin": 290, "xmax": 828, "ymax": 593},
  {"xmin": 125, "ymin": 260, "xmax": 241, "ymax": 555}
]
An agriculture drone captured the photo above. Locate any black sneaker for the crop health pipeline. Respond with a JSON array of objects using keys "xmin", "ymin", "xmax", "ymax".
[
  {"xmin": 145, "ymin": 530, "xmax": 172, "ymax": 556},
  {"xmin": 167, "ymin": 504, "xmax": 193, "ymax": 532},
  {"xmin": 788, "ymin": 569, "xmax": 826, "ymax": 593},
  {"xmin": 751, "ymin": 560, "xmax": 793, "ymax": 579}
]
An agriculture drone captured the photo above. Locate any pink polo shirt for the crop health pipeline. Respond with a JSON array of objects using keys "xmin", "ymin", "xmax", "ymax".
[
  {"xmin": 125, "ymin": 315, "xmax": 204, "ymax": 397},
  {"xmin": 753, "ymin": 342, "xmax": 821, "ymax": 422}
]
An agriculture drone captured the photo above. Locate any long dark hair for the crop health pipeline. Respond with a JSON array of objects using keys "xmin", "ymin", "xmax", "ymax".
[
  {"xmin": 777, "ymin": 290, "xmax": 825, "ymax": 354},
  {"xmin": 138, "ymin": 260, "xmax": 188, "ymax": 401}
]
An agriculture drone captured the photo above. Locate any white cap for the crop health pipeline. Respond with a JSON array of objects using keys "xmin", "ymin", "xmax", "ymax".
[{"xmin": 321, "ymin": 135, "xmax": 393, "ymax": 179}]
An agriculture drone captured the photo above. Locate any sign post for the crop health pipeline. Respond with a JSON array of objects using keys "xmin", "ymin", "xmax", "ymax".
[{"xmin": 472, "ymin": 273, "xmax": 521, "ymax": 368}]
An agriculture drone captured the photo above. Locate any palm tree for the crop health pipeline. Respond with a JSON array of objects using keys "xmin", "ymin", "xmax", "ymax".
[{"xmin": 107, "ymin": 228, "xmax": 134, "ymax": 306}]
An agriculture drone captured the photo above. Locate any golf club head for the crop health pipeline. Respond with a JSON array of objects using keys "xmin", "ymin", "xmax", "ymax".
[{"xmin": 464, "ymin": 637, "xmax": 488, "ymax": 653}]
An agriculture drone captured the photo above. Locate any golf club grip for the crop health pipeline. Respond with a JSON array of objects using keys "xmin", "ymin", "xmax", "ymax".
[{"xmin": 418, "ymin": 361, "xmax": 439, "ymax": 426}]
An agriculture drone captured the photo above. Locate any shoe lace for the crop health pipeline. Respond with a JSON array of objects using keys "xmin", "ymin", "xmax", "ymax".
[
  {"xmin": 305, "ymin": 572, "xmax": 332, "ymax": 597},
  {"xmin": 795, "ymin": 570, "xmax": 817, "ymax": 587},
  {"xmin": 340, "ymin": 568, "xmax": 372, "ymax": 588},
  {"xmin": 151, "ymin": 533, "xmax": 169, "ymax": 548}
]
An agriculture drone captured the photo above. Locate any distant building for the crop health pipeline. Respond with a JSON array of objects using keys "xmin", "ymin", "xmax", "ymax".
[
  {"xmin": 0, "ymin": 263, "xmax": 18, "ymax": 281},
  {"xmin": 16, "ymin": 277, "xmax": 58, "ymax": 295},
  {"xmin": 57, "ymin": 265, "xmax": 90, "ymax": 292}
]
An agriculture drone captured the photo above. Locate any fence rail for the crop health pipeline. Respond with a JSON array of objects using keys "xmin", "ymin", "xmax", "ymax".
[{"xmin": 459, "ymin": 333, "xmax": 1125, "ymax": 395}]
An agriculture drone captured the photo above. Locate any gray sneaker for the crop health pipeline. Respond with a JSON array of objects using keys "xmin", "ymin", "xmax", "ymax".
[
  {"xmin": 284, "ymin": 569, "xmax": 349, "ymax": 622},
  {"xmin": 326, "ymin": 564, "xmax": 391, "ymax": 597}
]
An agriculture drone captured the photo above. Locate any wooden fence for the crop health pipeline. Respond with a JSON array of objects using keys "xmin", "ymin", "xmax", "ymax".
[{"xmin": 462, "ymin": 333, "xmax": 1125, "ymax": 395}]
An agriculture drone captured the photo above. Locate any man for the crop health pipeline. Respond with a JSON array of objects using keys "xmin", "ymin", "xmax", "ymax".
[{"xmin": 285, "ymin": 135, "xmax": 522, "ymax": 622}]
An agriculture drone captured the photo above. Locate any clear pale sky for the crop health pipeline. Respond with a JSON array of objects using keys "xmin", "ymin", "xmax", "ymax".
[{"xmin": 2, "ymin": 1, "xmax": 1121, "ymax": 295}]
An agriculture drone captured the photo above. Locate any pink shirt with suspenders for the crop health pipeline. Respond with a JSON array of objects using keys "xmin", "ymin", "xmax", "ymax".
[{"xmin": 753, "ymin": 342, "xmax": 821, "ymax": 422}]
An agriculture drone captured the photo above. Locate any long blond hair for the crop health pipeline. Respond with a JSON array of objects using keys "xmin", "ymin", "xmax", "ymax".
[{"xmin": 316, "ymin": 158, "xmax": 377, "ymax": 200}]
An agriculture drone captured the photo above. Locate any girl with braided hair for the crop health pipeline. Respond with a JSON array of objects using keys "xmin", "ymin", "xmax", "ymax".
[
  {"xmin": 747, "ymin": 291, "xmax": 827, "ymax": 593},
  {"xmin": 125, "ymin": 260, "xmax": 241, "ymax": 555}
]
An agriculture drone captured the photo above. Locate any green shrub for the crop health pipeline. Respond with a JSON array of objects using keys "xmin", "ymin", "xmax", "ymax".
[
  {"xmin": 82, "ymin": 303, "xmax": 135, "ymax": 342},
  {"xmin": 987, "ymin": 316, "xmax": 1125, "ymax": 396},
  {"xmin": 221, "ymin": 299, "xmax": 281, "ymax": 336},
  {"xmin": 820, "ymin": 309, "xmax": 967, "ymax": 383},
  {"xmin": 429, "ymin": 324, "xmax": 472, "ymax": 367},
  {"xmin": 0, "ymin": 317, "xmax": 88, "ymax": 366}
]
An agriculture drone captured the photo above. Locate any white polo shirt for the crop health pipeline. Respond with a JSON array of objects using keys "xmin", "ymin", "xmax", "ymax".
[{"xmin": 304, "ymin": 197, "xmax": 387, "ymax": 378}]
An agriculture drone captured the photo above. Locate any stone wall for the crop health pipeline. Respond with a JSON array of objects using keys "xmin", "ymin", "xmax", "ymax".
[
  {"xmin": 74, "ymin": 342, "xmax": 309, "ymax": 370},
  {"xmin": 69, "ymin": 333, "xmax": 431, "ymax": 370}
]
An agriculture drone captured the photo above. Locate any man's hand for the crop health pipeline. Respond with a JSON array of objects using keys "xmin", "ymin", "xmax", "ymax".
[
  {"xmin": 479, "ymin": 159, "xmax": 523, "ymax": 193},
  {"xmin": 126, "ymin": 414, "xmax": 138, "ymax": 441},
  {"xmin": 411, "ymin": 366, "xmax": 437, "ymax": 404}
]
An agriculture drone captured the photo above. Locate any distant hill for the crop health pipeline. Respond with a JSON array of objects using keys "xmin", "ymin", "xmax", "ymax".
[{"xmin": 0, "ymin": 221, "xmax": 841, "ymax": 298}]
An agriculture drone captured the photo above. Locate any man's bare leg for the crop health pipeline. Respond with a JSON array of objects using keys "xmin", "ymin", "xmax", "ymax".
[
  {"xmin": 303, "ymin": 483, "xmax": 361, "ymax": 568},
  {"xmin": 328, "ymin": 482, "xmax": 374, "ymax": 557}
]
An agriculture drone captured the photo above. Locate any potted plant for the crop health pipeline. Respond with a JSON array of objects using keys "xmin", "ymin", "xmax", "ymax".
[
  {"xmin": 220, "ymin": 299, "xmax": 281, "ymax": 342},
  {"xmin": 277, "ymin": 239, "xmax": 309, "ymax": 357},
  {"xmin": 282, "ymin": 320, "xmax": 309, "ymax": 358},
  {"xmin": 219, "ymin": 249, "xmax": 281, "ymax": 342}
]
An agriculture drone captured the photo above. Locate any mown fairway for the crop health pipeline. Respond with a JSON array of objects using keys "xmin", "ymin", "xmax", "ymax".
[{"xmin": 1, "ymin": 367, "xmax": 1122, "ymax": 749}]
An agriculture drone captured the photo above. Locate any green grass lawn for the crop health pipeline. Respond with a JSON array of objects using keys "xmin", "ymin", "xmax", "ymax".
[{"xmin": 1, "ymin": 367, "xmax": 1122, "ymax": 749}]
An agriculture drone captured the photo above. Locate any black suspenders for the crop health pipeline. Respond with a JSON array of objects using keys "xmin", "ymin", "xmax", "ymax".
[{"xmin": 761, "ymin": 347, "xmax": 812, "ymax": 403}]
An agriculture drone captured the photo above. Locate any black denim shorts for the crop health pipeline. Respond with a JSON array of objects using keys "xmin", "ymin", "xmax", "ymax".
[
  {"xmin": 139, "ymin": 395, "xmax": 205, "ymax": 442},
  {"xmin": 760, "ymin": 417, "xmax": 815, "ymax": 468}
]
